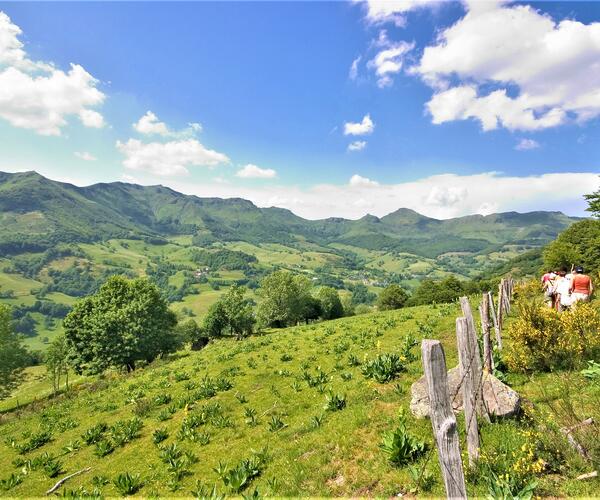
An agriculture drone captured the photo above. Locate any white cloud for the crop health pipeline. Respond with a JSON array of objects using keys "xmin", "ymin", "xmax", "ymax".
[
  {"xmin": 116, "ymin": 138, "xmax": 229, "ymax": 177},
  {"xmin": 0, "ymin": 12, "xmax": 105, "ymax": 136},
  {"xmin": 344, "ymin": 114, "xmax": 375, "ymax": 136},
  {"xmin": 515, "ymin": 138, "xmax": 540, "ymax": 151},
  {"xmin": 349, "ymin": 174, "xmax": 379, "ymax": 187},
  {"xmin": 368, "ymin": 32, "xmax": 415, "ymax": 88},
  {"xmin": 347, "ymin": 140, "xmax": 367, "ymax": 152},
  {"xmin": 74, "ymin": 151, "xmax": 97, "ymax": 161},
  {"xmin": 168, "ymin": 171, "xmax": 598, "ymax": 220},
  {"xmin": 362, "ymin": 0, "xmax": 442, "ymax": 26},
  {"xmin": 236, "ymin": 164, "xmax": 277, "ymax": 179},
  {"xmin": 416, "ymin": 2, "xmax": 600, "ymax": 130},
  {"xmin": 349, "ymin": 55, "xmax": 361, "ymax": 80},
  {"xmin": 133, "ymin": 111, "xmax": 202, "ymax": 138}
]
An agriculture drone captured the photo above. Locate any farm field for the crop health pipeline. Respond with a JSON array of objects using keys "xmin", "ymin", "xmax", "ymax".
[{"xmin": 1, "ymin": 300, "xmax": 599, "ymax": 497}]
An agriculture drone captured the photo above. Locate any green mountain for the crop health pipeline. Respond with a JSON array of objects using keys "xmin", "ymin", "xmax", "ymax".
[{"xmin": 0, "ymin": 171, "xmax": 579, "ymax": 257}]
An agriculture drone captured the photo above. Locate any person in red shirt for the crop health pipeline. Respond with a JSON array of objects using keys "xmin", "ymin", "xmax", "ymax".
[{"xmin": 570, "ymin": 266, "xmax": 593, "ymax": 304}]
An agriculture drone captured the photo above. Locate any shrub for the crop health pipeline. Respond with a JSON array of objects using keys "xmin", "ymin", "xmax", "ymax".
[
  {"xmin": 113, "ymin": 472, "xmax": 143, "ymax": 496},
  {"xmin": 362, "ymin": 353, "xmax": 405, "ymax": 383},
  {"xmin": 380, "ymin": 413, "xmax": 427, "ymax": 466},
  {"xmin": 506, "ymin": 295, "xmax": 600, "ymax": 372}
]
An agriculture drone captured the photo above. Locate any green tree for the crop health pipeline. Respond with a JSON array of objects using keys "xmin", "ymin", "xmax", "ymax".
[
  {"xmin": 317, "ymin": 287, "xmax": 344, "ymax": 320},
  {"xmin": 543, "ymin": 219, "xmax": 600, "ymax": 275},
  {"xmin": 175, "ymin": 318, "xmax": 208, "ymax": 350},
  {"xmin": 63, "ymin": 276, "xmax": 178, "ymax": 374},
  {"xmin": 0, "ymin": 304, "xmax": 29, "ymax": 400},
  {"xmin": 584, "ymin": 184, "xmax": 600, "ymax": 217},
  {"xmin": 46, "ymin": 334, "xmax": 69, "ymax": 394},
  {"xmin": 350, "ymin": 283, "xmax": 376, "ymax": 305},
  {"xmin": 377, "ymin": 284, "xmax": 409, "ymax": 310},
  {"xmin": 201, "ymin": 285, "xmax": 255, "ymax": 339},
  {"xmin": 256, "ymin": 271, "xmax": 312, "ymax": 328}
]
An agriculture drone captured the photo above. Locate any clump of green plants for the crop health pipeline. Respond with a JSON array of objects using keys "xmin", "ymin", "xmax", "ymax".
[
  {"xmin": 43, "ymin": 458, "xmax": 63, "ymax": 478},
  {"xmin": 110, "ymin": 417, "xmax": 143, "ymax": 447},
  {"xmin": 380, "ymin": 413, "xmax": 427, "ymax": 466},
  {"xmin": 268, "ymin": 415, "xmax": 286, "ymax": 432},
  {"xmin": 324, "ymin": 392, "xmax": 346, "ymax": 412},
  {"xmin": 362, "ymin": 353, "xmax": 405, "ymax": 383},
  {"xmin": 311, "ymin": 414, "xmax": 325, "ymax": 429},
  {"xmin": 408, "ymin": 465, "xmax": 435, "ymax": 494},
  {"xmin": 113, "ymin": 472, "xmax": 143, "ymax": 495},
  {"xmin": 94, "ymin": 439, "xmax": 114, "ymax": 457},
  {"xmin": 82, "ymin": 423, "xmax": 108, "ymax": 445},
  {"xmin": 347, "ymin": 353, "xmax": 361, "ymax": 367},
  {"xmin": 0, "ymin": 473, "xmax": 23, "ymax": 491},
  {"xmin": 280, "ymin": 353, "xmax": 293, "ymax": 362},
  {"xmin": 581, "ymin": 360, "xmax": 600, "ymax": 382},
  {"xmin": 215, "ymin": 453, "xmax": 267, "ymax": 493},
  {"xmin": 152, "ymin": 428, "xmax": 169, "ymax": 444},
  {"xmin": 190, "ymin": 480, "xmax": 224, "ymax": 499},
  {"xmin": 245, "ymin": 408, "xmax": 258, "ymax": 427},
  {"xmin": 16, "ymin": 430, "xmax": 53, "ymax": 454}
]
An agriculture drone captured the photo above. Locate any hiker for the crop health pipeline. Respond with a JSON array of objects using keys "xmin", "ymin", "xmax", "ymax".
[
  {"xmin": 570, "ymin": 266, "xmax": 593, "ymax": 304},
  {"xmin": 554, "ymin": 268, "xmax": 573, "ymax": 312},
  {"xmin": 542, "ymin": 270, "xmax": 557, "ymax": 308}
]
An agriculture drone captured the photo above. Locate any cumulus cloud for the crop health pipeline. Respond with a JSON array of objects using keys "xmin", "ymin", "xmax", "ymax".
[
  {"xmin": 347, "ymin": 140, "xmax": 367, "ymax": 152},
  {"xmin": 344, "ymin": 114, "xmax": 375, "ymax": 136},
  {"xmin": 515, "ymin": 138, "xmax": 541, "ymax": 151},
  {"xmin": 74, "ymin": 151, "xmax": 97, "ymax": 161},
  {"xmin": 0, "ymin": 12, "xmax": 105, "ymax": 135},
  {"xmin": 167, "ymin": 171, "xmax": 598, "ymax": 220},
  {"xmin": 349, "ymin": 174, "xmax": 379, "ymax": 187},
  {"xmin": 133, "ymin": 111, "xmax": 202, "ymax": 137},
  {"xmin": 236, "ymin": 164, "xmax": 277, "ymax": 179},
  {"xmin": 416, "ymin": 2, "xmax": 600, "ymax": 130},
  {"xmin": 116, "ymin": 138, "xmax": 229, "ymax": 177},
  {"xmin": 368, "ymin": 32, "xmax": 415, "ymax": 87}
]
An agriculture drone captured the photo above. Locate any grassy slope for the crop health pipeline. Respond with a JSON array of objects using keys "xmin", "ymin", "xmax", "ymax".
[{"xmin": 1, "ymin": 302, "xmax": 599, "ymax": 497}]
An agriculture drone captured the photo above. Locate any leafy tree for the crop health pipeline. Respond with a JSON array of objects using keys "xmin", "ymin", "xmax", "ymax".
[
  {"xmin": 377, "ymin": 284, "xmax": 409, "ymax": 311},
  {"xmin": 301, "ymin": 296, "xmax": 323, "ymax": 323},
  {"xmin": 256, "ymin": 271, "xmax": 312, "ymax": 328},
  {"xmin": 349, "ymin": 283, "xmax": 376, "ymax": 305},
  {"xmin": 584, "ymin": 184, "xmax": 600, "ymax": 217},
  {"xmin": 0, "ymin": 304, "xmax": 29, "ymax": 400},
  {"xmin": 46, "ymin": 334, "xmax": 69, "ymax": 394},
  {"xmin": 202, "ymin": 285, "xmax": 255, "ymax": 339},
  {"xmin": 543, "ymin": 219, "xmax": 600, "ymax": 275},
  {"xmin": 317, "ymin": 287, "xmax": 344, "ymax": 320},
  {"xmin": 175, "ymin": 318, "xmax": 208, "ymax": 350},
  {"xmin": 407, "ymin": 276, "xmax": 465, "ymax": 306},
  {"xmin": 63, "ymin": 276, "xmax": 178, "ymax": 374}
]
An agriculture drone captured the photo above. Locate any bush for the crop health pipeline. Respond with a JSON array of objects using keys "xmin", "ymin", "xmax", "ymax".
[
  {"xmin": 362, "ymin": 353, "xmax": 406, "ymax": 383},
  {"xmin": 506, "ymin": 291, "xmax": 600, "ymax": 372}
]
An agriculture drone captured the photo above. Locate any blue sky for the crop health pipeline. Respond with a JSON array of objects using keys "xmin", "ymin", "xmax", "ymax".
[{"xmin": 0, "ymin": 1, "xmax": 598, "ymax": 219}]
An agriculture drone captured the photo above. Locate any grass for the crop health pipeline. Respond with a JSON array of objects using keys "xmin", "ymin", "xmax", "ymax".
[{"xmin": 1, "ymin": 300, "xmax": 599, "ymax": 497}]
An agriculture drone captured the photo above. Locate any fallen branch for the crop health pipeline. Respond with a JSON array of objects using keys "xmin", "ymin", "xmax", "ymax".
[
  {"xmin": 576, "ymin": 471, "xmax": 598, "ymax": 481},
  {"xmin": 45, "ymin": 467, "xmax": 91, "ymax": 495},
  {"xmin": 260, "ymin": 401, "xmax": 278, "ymax": 417}
]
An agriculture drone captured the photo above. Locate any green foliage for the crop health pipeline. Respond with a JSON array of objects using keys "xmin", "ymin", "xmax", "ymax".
[
  {"xmin": 82, "ymin": 423, "xmax": 108, "ymax": 445},
  {"xmin": 584, "ymin": 184, "xmax": 600, "ymax": 217},
  {"xmin": 256, "ymin": 271, "xmax": 313, "ymax": 328},
  {"xmin": 377, "ymin": 284, "xmax": 409, "ymax": 311},
  {"xmin": 316, "ymin": 287, "xmax": 344, "ymax": 320},
  {"xmin": 362, "ymin": 353, "xmax": 406, "ymax": 383},
  {"xmin": 152, "ymin": 428, "xmax": 169, "ymax": 444},
  {"xmin": 63, "ymin": 276, "xmax": 179, "ymax": 373},
  {"xmin": 267, "ymin": 415, "xmax": 286, "ymax": 432},
  {"xmin": 380, "ymin": 413, "xmax": 427, "ymax": 466},
  {"xmin": 217, "ymin": 454, "xmax": 266, "ymax": 493},
  {"xmin": 324, "ymin": 392, "xmax": 346, "ymax": 412},
  {"xmin": 113, "ymin": 472, "xmax": 143, "ymax": 495},
  {"xmin": 16, "ymin": 430, "xmax": 52, "ymax": 454},
  {"xmin": 94, "ymin": 439, "xmax": 114, "ymax": 457},
  {"xmin": 543, "ymin": 219, "xmax": 600, "ymax": 275},
  {"xmin": 0, "ymin": 473, "xmax": 22, "ymax": 491},
  {"xmin": 0, "ymin": 304, "xmax": 29, "ymax": 400},
  {"xmin": 42, "ymin": 458, "xmax": 63, "ymax": 478},
  {"xmin": 190, "ymin": 248, "xmax": 258, "ymax": 271},
  {"xmin": 581, "ymin": 360, "xmax": 600, "ymax": 382},
  {"xmin": 407, "ymin": 275, "xmax": 464, "ymax": 306},
  {"xmin": 203, "ymin": 285, "xmax": 255, "ymax": 339},
  {"xmin": 46, "ymin": 334, "xmax": 69, "ymax": 394}
]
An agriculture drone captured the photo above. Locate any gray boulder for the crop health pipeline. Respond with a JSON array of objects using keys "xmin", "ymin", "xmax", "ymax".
[{"xmin": 410, "ymin": 366, "xmax": 520, "ymax": 419}]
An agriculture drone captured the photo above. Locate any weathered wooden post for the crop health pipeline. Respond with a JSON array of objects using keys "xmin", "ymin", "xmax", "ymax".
[
  {"xmin": 497, "ymin": 280, "xmax": 505, "ymax": 332},
  {"xmin": 456, "ymin": 317, "xmax": 480, "ymax": 466},
  {"xmin": 421, "ymin": 339, "xmax": 468, "ymax": 500},
  {"xmin": 488, "ymin": 292, "xmax": 502, "ymax": 351},
  {"xmin": 479, "ymin": 295, "xmax": 493, "ymax": 372},
  {"xmin": 459, "ymin": 296, "xmax": 489, "ymax": 421}
]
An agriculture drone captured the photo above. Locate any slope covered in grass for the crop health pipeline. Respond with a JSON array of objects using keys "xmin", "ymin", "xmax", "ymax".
[{"xmin": 2, "ymin": 301, "xmax": 600, "ymax": 497}]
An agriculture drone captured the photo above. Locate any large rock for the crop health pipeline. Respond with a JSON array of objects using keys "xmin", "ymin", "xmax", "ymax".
[{"xmin": 410, "ymin": 366, "xmax": 520, "ymax": 419}]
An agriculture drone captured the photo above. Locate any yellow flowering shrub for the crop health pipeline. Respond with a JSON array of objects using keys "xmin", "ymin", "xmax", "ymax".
[{"xmin": 506, "ymin": 288, "xmax": 600, "ymax": 372}]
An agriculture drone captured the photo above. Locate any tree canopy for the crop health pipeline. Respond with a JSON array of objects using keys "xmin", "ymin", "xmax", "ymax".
[
  {"xmin": 256, "ymin": 271, "xmax": 313, "ymax": 327},
  {"xmin": 63, "ymin": 276, "xmax": 178, "ymax": 374},
  {"xmin": 202, "ymin": 285, "xmax": 255, "ymax": 339},
  {"xmin": 317, "ymin": 286, "xmax": 344, "ymax": 320},
  {"xmin": 0, "ymin": 304, "xmax": 29, "ymax": 400},
  {"xmin": 377, "ymin": 284, "xmax": 409, "ymax": 310}
]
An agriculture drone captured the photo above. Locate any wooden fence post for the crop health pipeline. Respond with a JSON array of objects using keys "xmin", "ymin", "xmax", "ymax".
[
  {"xmin": 459, "ymin": 297, "xmax": 489, "ymax": 421},
  {"xmin": 479, "ymin": 295, "xmax": 493, "ymax": 372},
  {"xmin": 488, "ymin": 292, "xmax": 502, "ymax": 351},
  {"xmin": 456, "ymin": 317, "xmax": 480, "ymax": 466},
  {"xmin": 421, "ymin": 339, "xmax": 468, "ymax": 500},
  {"xmin": 497, "ymin": 279, "xmax": 505, "ymax": 331}
]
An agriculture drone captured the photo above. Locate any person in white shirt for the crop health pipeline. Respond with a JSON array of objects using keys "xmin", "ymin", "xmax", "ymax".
[{"xmin": 554, "ymin": 268, "xmax": 573, "ymax": 311}]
